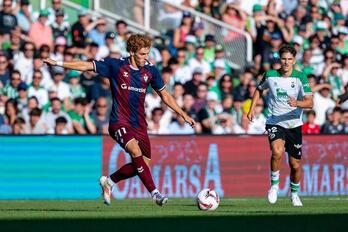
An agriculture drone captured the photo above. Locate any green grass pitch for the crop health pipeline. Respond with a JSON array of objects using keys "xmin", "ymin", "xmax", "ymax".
[{"xmin": 0, "ymin": 197, "xmax": 348, "ymax": 232}]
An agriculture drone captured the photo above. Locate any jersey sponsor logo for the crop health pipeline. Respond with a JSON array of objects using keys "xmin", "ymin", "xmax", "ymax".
[
  {"xmin": 120, "ymin": 83, "xmax": 146, "ymax": 93},
  {"xmin": 276, "ymin": 88, "xmax": 288, "ymax": 98},
  {"xmin": 294, "ymin": 144, "xmax": 302, "ymax": 149}
]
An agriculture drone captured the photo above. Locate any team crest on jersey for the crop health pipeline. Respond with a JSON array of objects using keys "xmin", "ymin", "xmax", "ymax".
[
  {"xmin": 123, "ymin": 71, "xmax": 128, "ymax": 78},
  {"xmin": 143, "ymin": 74, "xmax": 148, "ymax": 82},
  {"xmin": 291, "ymin": 82, "xmax": 295, "ymax": 88}
]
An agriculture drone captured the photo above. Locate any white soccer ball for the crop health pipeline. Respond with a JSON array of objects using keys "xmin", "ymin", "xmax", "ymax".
[{"xmin": 196, "ymin": 188, "xmax": 220, "ymax": 211}]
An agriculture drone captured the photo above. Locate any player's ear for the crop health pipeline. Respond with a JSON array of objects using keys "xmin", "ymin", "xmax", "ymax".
[{"xmin": 130, "ymin": 51, "xmax": 134, "ymax": 56}]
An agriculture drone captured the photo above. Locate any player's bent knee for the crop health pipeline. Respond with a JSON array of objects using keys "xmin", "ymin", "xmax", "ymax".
[
  {"xmin": 290, "ymin": 160, "xmax": 301, "ymax": 170},
  {"xmin": 125, "ymin": 139, "xmax": 142, "ymax": 158},
  {"xmin": 271, "ymin": 147, "xmax": 284, "ymax": 158}
]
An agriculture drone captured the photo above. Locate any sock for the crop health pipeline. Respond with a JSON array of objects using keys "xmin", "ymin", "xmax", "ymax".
[
  {"xmin": 151, "ymin": 189, "xmax": 159, "ymax": 198},
  {"xmin": 109, "ymin": 163, "xmax": 137, "ymax": 184},
  {"xmin": 290, "ymin": 182, "xmax": 300, "ymax": 196},
  {"xmin": 132, "ymin": 156, "xmax": 156, "ymax": 193},
  {"xmin": 271, "ymin": 170, "xmax": 280, "ymax": 186}
]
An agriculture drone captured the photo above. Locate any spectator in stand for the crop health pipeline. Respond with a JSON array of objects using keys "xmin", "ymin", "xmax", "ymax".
[
  {"xmin": 49, "ymin": 66, "xmax": 70, "ymax": 110},
  {"xmin": 96, "ymin": 31, "xmax": 116, "ymax": 60},
  {"xmin": 198, "ymin": 91, "xmax": 222, "ymax": 134},
  {"xmin": 67, "ymin": 70, "xmax": 85, "ymax": 100},
  {"xmin": 313, "ymin": 84, "xmax": 336, "ymax": 126},
  {"xmin": 203, "ymin": 34, "xmax": 216, "ymax": 63},
  {"xmin": 172, "ymin": 82, "xmax": 184, "ymax": 107},
  {"xmin": 51, "ymin": 8, "xmax": 70, "ymax": 40},
  {"xmin": 182, "ymin": 93, "xmax": 200, "ymax": 124},
  {"xmin": 321, "ymin": 107, "xmax": 345, "ymax": 134},
  {"xmin": 174, "ymin": 48, "xmax": 192, "ymax": 84},
  {"xmin": 16, "ymin": 82, "xmax": 28, "ymax": 113},
  {"xmin": 221, "ymin": 3, "xmax": 247, "ymax": 42},
  {"xmin": 22, "ymin": 107, "xmax": 47, "ymax": 134},
  {"xmin": 71, "ymin": 10, "xmax": 95, "ymax": 48},
  {"xmin": 193, "ymin": 83, "xmax": 208, "ymax": 112},
  {"xmin": 188, "ymin": 46, "xmax": 211, "ymax": 79},
  {"xmin": 16, "ymin": 0, "xmax": 33, "ymax": 34},
  {"xmin": 195, "ymin": 0, "xmax": 221, "ymax": 19},
  {"xmin": 302, "ymin": 110, "xmax": 320, "ymax": 134},
  {"xmin": 147, "ymin": 107, "xmax": 168, "ymax": 134},
  {"xmin": 3, "ymin": 98, "xmax": 18, "ymax": 129},
  {"xmin": 0, "ymin": 53, "xmax": 10, "ymax": 88},
  {"xmin": 47, "ymin": 0, "xmax": 65, "ymax": 26},
  {"xmin": 50, "ymin": 36, "xmax": 66, "ymax": 62},
  {"xmin": 44, "ymin": 97, "xmax": 72, "ymax": 132},
  {"xmin": 89, "ymin": 17, "xmax": 108, "ymax": 46},
  {"xmin": 14, "ymin": 42, "xmax": 35, "ymax": 79},
  {"xmin": 2, "ymin": 70, "xmax": 21, "ymax": 99},
  {"xmin": 67, "ymin": 97, "xmax": 96, "ymax": 134},
  {"xmin": 212, "ymin": 113, "xmax": 234, "ymax": 134},
  {"xmin": 11, "ymin": 117, "xmax": 25, "ymax": 134},
  {"xmin": 233, "ymin": 70, "xmax": 253, "ymax": 101},
  {"xmin": 92, "ymin": 96, "xmax": 109, "ymax": 134},
  {"xmin": 28, "ymin": 9, "xmax": 53, "ymax": 49},
  {"xmin": 343, "ymin": 109, "xmax": 348, "ymax": 133},
  {"xmin": 323, "ymin": 62, "xmax": 344, "ymax": 100},
  {"xmin": 167, "ymin": 111, "xmax": 195, "ymax": 134},
  {"xmin": 0, "ymin": 0, "xmax": 17, "ymax": 37},
  {"xmin": 173, "ymin": 11, "xmax": 194, "ymax": 49},
  {"xmin": 184, "ymin": 68, "xmax": 205, "ymax": 97},
  {"xmin": 114, "ymin": 20, "xmax": 128, "ymax": 57},
  {"xmin": 51, "ymin": 116, "xmax": 72, "ymax": 134}
]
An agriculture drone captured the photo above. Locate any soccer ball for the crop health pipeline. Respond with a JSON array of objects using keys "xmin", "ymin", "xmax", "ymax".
[{"xmin": 196, "ymin": 188, "xmax": 220, "ymax": 211}]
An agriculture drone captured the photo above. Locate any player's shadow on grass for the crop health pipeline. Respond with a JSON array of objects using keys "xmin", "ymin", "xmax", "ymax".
[{"xmin": 1, "ymin": 214, "xmax": 347, "ymax": 232}]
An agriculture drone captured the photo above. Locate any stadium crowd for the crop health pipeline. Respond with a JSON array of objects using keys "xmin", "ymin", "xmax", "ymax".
[{"xmin": 0, "ymin": 0, "xmax": 347, "ymax": 135}]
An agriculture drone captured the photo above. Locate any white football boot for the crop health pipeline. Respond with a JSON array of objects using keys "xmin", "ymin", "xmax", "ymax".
[
  {"xmin": 268, "ymin": 185, "xmax": 279, "ymax": 204},
  {"xmin": 152, "ymin": 192, "xmax": 168, "ymax": 206},
  {"xmin": 99, "ymin": 176, "xmax": 112, "ymax": 205},
  {"xmin": 291, "ymin": 194, "xmax": 303, "ymax": 206}
]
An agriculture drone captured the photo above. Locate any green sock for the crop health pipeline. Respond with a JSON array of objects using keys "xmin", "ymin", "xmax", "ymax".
[
  {"xmin": 290, "ymin": 182, "xmax": 300, "ymax": 194},
  {"xmin": 271, "ymin": 171, "xmax": 280, "ymax": 186}
]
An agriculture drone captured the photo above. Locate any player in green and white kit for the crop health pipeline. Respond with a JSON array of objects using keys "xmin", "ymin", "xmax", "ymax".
[{"xmin": 247, "ymin": 45, "xmax": 313, "ymax": 206}]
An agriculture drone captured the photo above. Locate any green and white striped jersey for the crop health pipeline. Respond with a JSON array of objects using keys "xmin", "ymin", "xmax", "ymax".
[{"xmin": 257, "ymin": 69, "xmax": 312, "ymax": 129}]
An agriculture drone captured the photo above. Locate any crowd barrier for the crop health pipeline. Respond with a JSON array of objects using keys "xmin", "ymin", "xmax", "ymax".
[{"xmin": 0, "ymin": 135, "xmax": 347, "ymax": 199}]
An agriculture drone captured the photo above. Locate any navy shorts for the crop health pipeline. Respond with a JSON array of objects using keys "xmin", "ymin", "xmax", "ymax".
[
  {"xmin": 109, "ymin": 124, "xmax": 152, "ymax": 159},
  {"xmin": 265, "ymin": 124, "xmax": 302, "ymax": 159}
]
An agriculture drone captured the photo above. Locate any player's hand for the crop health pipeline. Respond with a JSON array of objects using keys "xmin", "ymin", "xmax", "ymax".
[
  {"xmin": 43, "ymin": 58, "xmax": 57, "ymax": 66},
  {"xmin": 247, "ymin": 111, "xmax": 254, "ymax": 122},
  {"xmin": 183, "ymin": 115, "xmax": 196, "ymax": 128},
  {"xmin": 288, "ymin": 97, "xmax": 298, "ymax": 107}
]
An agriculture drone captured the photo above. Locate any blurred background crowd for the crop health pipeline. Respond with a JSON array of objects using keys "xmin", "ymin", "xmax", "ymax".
[{"xmin": 0, "ymin": 0, "xmax": 347, "ymax": 135}]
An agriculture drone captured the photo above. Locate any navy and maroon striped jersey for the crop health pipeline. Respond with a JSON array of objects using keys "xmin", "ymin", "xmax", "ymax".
[{"xmin": 93, "ymin": 57, "xmax": 165, "ymax": 129}]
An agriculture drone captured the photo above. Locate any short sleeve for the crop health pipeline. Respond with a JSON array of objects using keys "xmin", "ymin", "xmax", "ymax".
[
  {"xmin": 257, "ymin": 73, "xmax": 269, "ymax": 91},
  {"xmin": 150, "ymin": 66, "xmax": 166, "ymax": 91},
  {"xmin": 299, "ymin": 73, "xmax": 312, "ymax": 95},
  {"xmin": 92, "ymin": 58, "xmax": 115, "ymax": 78}
]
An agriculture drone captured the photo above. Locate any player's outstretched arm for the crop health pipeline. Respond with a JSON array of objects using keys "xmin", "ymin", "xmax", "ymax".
[
  {"xmin": 247, "ymin": 88, "xmax": 262, "ymax": 122},
  {"xmin": 43, "ymin": 58, "xmax": 94, "ymax": 72},
  {"xmin": 157, "ymin": 88, "xmax": 196, "ymax": 127}
]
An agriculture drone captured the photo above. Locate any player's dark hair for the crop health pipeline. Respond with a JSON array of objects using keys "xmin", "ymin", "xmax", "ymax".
[
  {"xmin": 116, "ymin": 20, "xmax": 127, "ymax": 27},
  {"xmin": 127, "ymin": 34, "xmax": 152, "ymax": 53},
  {"xmin": 279, "ymin": 45, "xmax": 296, "ymax": 57}
]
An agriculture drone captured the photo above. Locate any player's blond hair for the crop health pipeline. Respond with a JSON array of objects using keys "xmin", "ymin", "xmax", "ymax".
[{"xmin": 127, "ymin": 34, "xmax": 152, "ymax": 53}]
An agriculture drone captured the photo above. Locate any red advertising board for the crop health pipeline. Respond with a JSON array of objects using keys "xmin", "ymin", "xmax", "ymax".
[{"xmin": 102, "ymin": 135, "xmax": 348, "ymax": 198}]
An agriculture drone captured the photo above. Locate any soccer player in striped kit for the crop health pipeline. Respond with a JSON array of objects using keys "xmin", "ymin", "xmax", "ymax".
[
  {"xmin": 44, "ymin": 34, "xmax": 196, "ymax": 206},
  {"xmin": 247, "ymin": 45, "xmax": 313, "ymax": 206}
]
